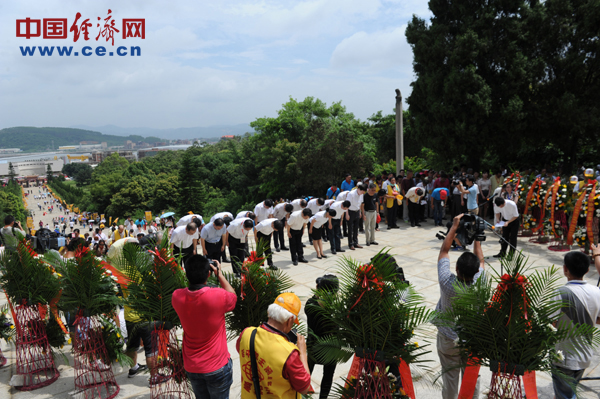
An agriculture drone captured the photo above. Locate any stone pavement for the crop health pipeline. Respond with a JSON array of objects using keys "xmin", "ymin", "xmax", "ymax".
[{"xmin": 1, "ymin": 191, "xmax": 599, "ymax": 398}]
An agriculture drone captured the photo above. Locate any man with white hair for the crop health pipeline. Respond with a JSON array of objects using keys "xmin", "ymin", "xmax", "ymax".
[{"xmin": 236, "ymin": 293, "xmax": 312, "ymax": 398}]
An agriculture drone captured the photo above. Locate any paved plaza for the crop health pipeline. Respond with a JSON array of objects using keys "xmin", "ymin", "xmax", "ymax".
[{"xmin": 1, "ymin": 198, "xmax": 599, "ymax": 398}]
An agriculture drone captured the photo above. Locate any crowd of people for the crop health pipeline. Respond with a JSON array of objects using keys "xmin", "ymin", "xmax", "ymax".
[{"xmin": 3, "ymin": 165, "xmax": 600, "ymax": 399}]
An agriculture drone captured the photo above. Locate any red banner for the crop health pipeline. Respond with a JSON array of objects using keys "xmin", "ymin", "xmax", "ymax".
[
  {"xmin": 532, "ymin": 181, "xmax": 554, "ymax": 233},
  {"xmin": 567, "ymin": 187, "xmax": 588, "ymax": 245},
  {"xmin": 399, "ymin": 360, "xmax": 415, "ymax": 399},
  {"xmin": 523, "ymin": 371, "xmax": 538, "ymax": 399},
  {"xmin": 458, "ymin": 358, "xmax": 481, "ymax": 399},
  {"xmin": 586, "ymin": 181, "xmax": 597, "ymax": 243}
]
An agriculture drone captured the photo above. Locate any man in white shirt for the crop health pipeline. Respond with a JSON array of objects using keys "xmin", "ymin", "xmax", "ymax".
[
  {"xmin": 200, "ymin": 218, "xmax": 228, "ymax": 261},
  {"xmin": 346, "ymin": 184, "xmax": 366, "ymax": 250},
  {"xmin": 227, "ymin": 218, "xmax": 254, "ymax": 276},
  {"xmin": 177, "ymin": 214, "xmax": 204, "ymax": 229},
  {"xmin": 328, "ymin": 200, "xmax": 351, "ymax": 255},
  {"xmin": 255, "ymin": 218, "xmax": 283, "ymax": 269},
  {"xmin": 551, "ymin": 251, "xmax": 600, "ymax": 398},
  {"xmin": 493, "ymin": 197, "xmax": 520, "ymax": 258},
  {"xmin": 286, "ymin": 209, "xmax": 312, "ymax": 265},
  {"xmin": 308, "ymin": 209, "xmax": 336, "ymax": 259},
  {"xmin": 210, "ymin": 212, "xmax": 234, "ymax": 263},
  {"xmin": 405, "ymin": 187, "xmax": 425, "ymax": 227},
  {"xmin": 254, "ymin": 199, "xmax": 274, "ymax": 223},
  {"xmin": 236, "ymin": 211, "xmax": 256, "ymax": 222},
  {"xmin": 170, "ymin": 223, "xmax": 199, "ymax": 267},
  {"xmin": 336, "ymin": 191, "xmax": 351, "ymax": 237},
  {"xmin": 272, "ymin": 203, "xmax": 293, "ymax": 252},
  {"xmin": 291, "ymin": 198, "xmax": 307, "ymax": 212}
]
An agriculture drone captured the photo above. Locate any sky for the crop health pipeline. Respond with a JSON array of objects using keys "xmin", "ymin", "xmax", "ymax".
[{"xmin": 0, "ymin": 0, "xmax": 432, "ymax": 130}]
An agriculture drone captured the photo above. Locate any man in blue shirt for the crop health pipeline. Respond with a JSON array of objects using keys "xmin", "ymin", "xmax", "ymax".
[
  {"xmin": 200, "ymin": 218, "xmax": 228, "ymax": 261},
  {"xmin": 458, "ymin": 176, "xmax": 479, "ymax": 215},
  {"xmin": 326, "ymin": 183, "xmax": 340, "ymax": 199},
  {"xmin": 431, "ymin": 187, "xmax": 450, "ymax": 226},
  {"xmin": 340, "ymin": 174, "xmax": 355, "ymax": 192}
]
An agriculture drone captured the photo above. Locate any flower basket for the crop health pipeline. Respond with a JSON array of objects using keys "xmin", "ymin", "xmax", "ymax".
[
  {"xmin": 149, "ymin": 323, "xmax": 192, "ymax": 399},
  {"xmin": 487, "ymin": 361, "xmax": 525, "ymax": 399},
  {"xmin": 351, "ymin": 352, "xmax": 392, "ymax": 399},
  {"xmin": 72, "ymin": 315, "xmax": 119, "ymax": 399},
  {"xmin": 517, "ymin": 227, "xmax": 533, "ymax": 238},
  {"xmin": 13, "ymin": 301, "xmax": 60, "ymax": 390}
]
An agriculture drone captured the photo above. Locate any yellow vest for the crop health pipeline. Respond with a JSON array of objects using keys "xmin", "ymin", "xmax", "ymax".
[
  {"xmin": 239, "ymin": 326, "xmax": 300, "ymax": 399},
  {"xmin": 113, "ymin": 229, "xmax": 128, "ymax": 241}
]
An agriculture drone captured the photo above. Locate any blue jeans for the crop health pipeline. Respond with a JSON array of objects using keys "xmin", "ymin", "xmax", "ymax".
[
  {"xmin": 552, "ymin": 367, "xmax": 584, "ymax": 399},
  {"xmin": 433, "ymin": 199, "xmax": 445, "ymax": 226},
  {"xmin": 187, "ymin": 358, "xmax": 233, "ymax": 399}
]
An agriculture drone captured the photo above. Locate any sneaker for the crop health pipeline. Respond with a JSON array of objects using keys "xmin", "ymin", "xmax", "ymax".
[{"xmin": 129, "ymin": 364, "xmax": 149, "ymax": 378}]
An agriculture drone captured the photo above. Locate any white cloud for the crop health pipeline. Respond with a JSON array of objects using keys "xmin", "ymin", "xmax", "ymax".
[{"xmin": 330, "ymin": 26, "xmax": 412, "ymax": 72}]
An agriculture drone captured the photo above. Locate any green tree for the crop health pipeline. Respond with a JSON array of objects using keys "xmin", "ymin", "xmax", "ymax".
[
  {"xmin": 46, "ymin": 164, "xmax": 53, "ymax": 182},
  {"xmin": 406, "ymin": 0, "xmax": 543, "ymax": 169},
  {"xmin": 62, "ymin": 163, "xmax": 93, "ymax": 186},
  {"xmin": 8, "ymin": 163, "xmax": 15, "ymax": 182},
  {"xmin": 152, "ymin": 173, "xmax": 179, "ymax": 214},
  {"xmin": 177, "ymin": 150, "xmax": 206, "ymax": 215}
]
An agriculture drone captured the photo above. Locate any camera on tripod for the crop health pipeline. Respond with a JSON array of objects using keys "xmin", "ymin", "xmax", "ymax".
[{"xmin": 435, "ymin": 214, "xmax": 486, "ymax": 247}]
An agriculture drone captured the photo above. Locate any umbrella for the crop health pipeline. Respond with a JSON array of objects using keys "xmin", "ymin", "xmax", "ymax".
[{"xmin": 160, "ymin": 211, "xmax": 175, "ymax": 218}]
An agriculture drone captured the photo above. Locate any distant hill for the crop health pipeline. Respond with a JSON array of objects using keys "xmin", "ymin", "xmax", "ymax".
[
  {"xmin": 0, "ymin": 127, "xmax": 164, "ymax": 152},
  {"xmin": 70, "ymin": 124, "xmax": 253, "ymax": 140}
]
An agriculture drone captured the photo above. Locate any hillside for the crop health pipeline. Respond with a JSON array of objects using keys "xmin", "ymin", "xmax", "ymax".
[
  {"xmin": 70, "ymin": 124, "xmax": 253, "ymax": 140},
  {"xmin": 0, "ymin": 127, "xmax": 163, "ymax": 152}
]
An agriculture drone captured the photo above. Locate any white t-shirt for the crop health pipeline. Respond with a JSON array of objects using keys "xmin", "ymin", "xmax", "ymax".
[
  {"xmin": 309, "ymin": 211, "xmax": 329, "ymax": 229},
  {"xmin": 291, "ymin": 199, "xmax": 305, "ymax": 212},
  {"xmin": 307, "ymin": 198, "xmax": 323, "ymax": 215},
  {"xmin": 176, "ymin": 214, "xmax": 204, "ymax": 227},
  {"xmin": 170, "ymin": 225, "xmax": 199, "ymax": 249},
  {"xmin": 254, "ymin": 202, "xmax": 273, "ymax": 223},
  {"xmin": 287, "ymin": 210, "xmax": 307, "ymax": 231},
  {"xmin": 227, "ymin": 218, "xmax": 252, "ymax": 240},
  {"xmin": 255, "ymin": 218, "xmax": 279, "ymax": 236},
  {"xmin": 497, "ymin": 199, "xmax": 519, "ymax": 221},
  {"xmin": 346, "ymin": 190, "xmax": 364, "ymax": 211},
  {"xmin": 210, "ymin": 212, "xmax": 233, "ymax": 223},
  {"xmin": 330, "ymin": 201, "xmax": 348, "ymax": 220},
  {"xmin": 273, "ymin": 203, "xmax": 289, "ymax": 220}
]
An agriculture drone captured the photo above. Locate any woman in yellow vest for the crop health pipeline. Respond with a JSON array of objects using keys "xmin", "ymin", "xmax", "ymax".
[{"xmin": 236, "ymin": 293, "xmax": 312, "ymax": 398}]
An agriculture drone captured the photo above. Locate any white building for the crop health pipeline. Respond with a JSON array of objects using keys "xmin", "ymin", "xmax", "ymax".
[{"xmin": 0, "ymin": 158, "xmax": 64, "ymax": 177}]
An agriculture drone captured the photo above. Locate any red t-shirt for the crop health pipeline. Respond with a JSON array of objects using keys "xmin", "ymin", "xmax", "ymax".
[
  {"xmin": 236, "ymin": 325, "xmax": 312, "ymax": 393},
  {"xmin": 172, "ymin": 287, "xmax": 237, "ymax": 373}
]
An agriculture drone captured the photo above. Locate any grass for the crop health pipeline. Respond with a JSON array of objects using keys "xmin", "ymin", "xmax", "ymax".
[{"xmin": 63, "ymin": 179, "xmax": 90, "ymax": 194}]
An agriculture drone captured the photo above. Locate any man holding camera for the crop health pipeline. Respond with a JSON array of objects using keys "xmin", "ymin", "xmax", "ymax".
[
  {"xmin": 1, "ymin": 215, "xmax": 26, "ymax": 250},
  {"xmin": 458, "ymin": 175, "xmax": 479, "ymax": 215},
  {"xmin": 436, "ymin": 214, "xmax": 485, "ymax": 399},
  {"xmin": 172, "ymin": 256, "xmax": 236, "ymax": 399},
  {"xmin": 493, "ymin": 197, "xmax": 520, "ymax": 258}
]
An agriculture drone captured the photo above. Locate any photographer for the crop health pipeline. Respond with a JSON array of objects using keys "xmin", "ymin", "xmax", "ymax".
[
  {"xmin": 493, "ymin": 197, "xmax": 520, "ymax": 259},
  {"xmin": 172, "ymin": 256, "xmax": 236, "ymax": 399},
  {"xmin": 436, "ymin": 214, "xmax": 485, "ymax": 399},
  {"xmin": 457, "ymin": 175, "xmax": 479, "ymax": 215},
  {"xmin": 1, "ymin": 215, "xmax": 26, "ymax": 251}
]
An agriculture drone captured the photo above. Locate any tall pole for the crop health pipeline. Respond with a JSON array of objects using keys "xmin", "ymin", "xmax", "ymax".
[{"xmin": 395, "ymin": 89, "xmax": 404, "ymax": 175}]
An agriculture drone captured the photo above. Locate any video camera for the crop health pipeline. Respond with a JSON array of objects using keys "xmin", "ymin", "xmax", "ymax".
[
  {"xmin": 453, "ymin": 176, "xmax": 466, "ymax": 185},
  {"xmin": 435, "ymin": 214, "xmax": 486, "ymax": 247}
]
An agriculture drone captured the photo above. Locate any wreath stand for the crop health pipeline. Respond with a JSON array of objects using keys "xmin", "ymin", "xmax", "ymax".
[
  {"xmin": 345, "ymin": 348, "xmax": 415, "ymax": 399},
  {"xmin": 13, "ymin": 302, "xmax": 60, "ymax": 391},
  {"xmin": 149, "ymin": 325, "xmax": 192, "ymax": 399},
  {"xmin": 73, "ymin": 315, "xmax": 120, "ymax": 399}
]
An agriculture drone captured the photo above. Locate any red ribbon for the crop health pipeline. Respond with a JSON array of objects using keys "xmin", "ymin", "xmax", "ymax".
[
  {"xmin": 348, "ymin": 265, "xmax": 385, "ymax": 315},
  {"xmin": 398, "ymin": 359, "xmax": 415, "ymax": 399},
  {"xmin": 458, "ymin": 357, "xmax": 481, "ymax": 399},
  {"xmin": 586, "ymin": 181, "xmax": 597, "ymax": 244},
  {"xmin": 523, "ymin": 371, "xmax": 538, "ymax": 399}
]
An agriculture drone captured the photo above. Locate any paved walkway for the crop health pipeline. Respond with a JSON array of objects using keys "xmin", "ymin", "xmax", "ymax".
[{"xmin": 1, "ymin": 190, "xmax": 599, "ymax": 398}]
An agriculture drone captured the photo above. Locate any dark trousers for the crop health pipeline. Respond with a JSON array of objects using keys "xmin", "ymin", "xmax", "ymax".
[
  {"xmin": 387, "ymin": 202, "xmax": 398, "ymax": 228},
  {"xmin": 451, "ymin": 194, "xmax": 463, "ymax": 218},
  {"xmin": 205, "ymin": 241, "xmax": 222, "ymax": 261},
  {"xmin": 328, "ymin": 221, "xmax": 342, "ymax": 251},
  {"xmin": 433, "ymin": 199, "xmax": 445, "ymax": 226},
  {"xmin": 228, "ymin": 236, "xmax": 245, "ymax": 274},
  {"xmin": 173, "ymin": 244, "xmax": 194, "ymax": 267},
  {"xmin": 309, "ymin": 359, "xmax": 337, "ymax": 399},
  {"xmin": 500, "ymin": 218, "xmax": 520, "ymax": 256},
  {"xmin": 256, "ymin": 231, "xmax": 273, "ymax": 266},
  {"xmin": 348, "ymin": 210, "xmax": 360, "ymax": 247},
  {"xmin": 289, "ymin": 229, "xmax": 304, "ymax": 262},
  {"xmin": 342, "ymin": 218, "xmax": 348, "ymax": 236},
  {"xmin": 408, "ymin": 201, "xmax": 419, "ymax": 225},
  {"xmin": 273, "ymin": 217, "xmax": 286, "ymax": 249}
]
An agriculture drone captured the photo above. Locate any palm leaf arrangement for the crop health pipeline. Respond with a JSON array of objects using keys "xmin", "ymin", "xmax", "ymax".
[
  {"xmin": 440, "ymin": 252, "xmax": 600, "ymax": 396},
  {"xmin": 0, "ymin": 238, "xmax": 60, "ymax": 306},
  {"xmin": 311, "ymin": 251, "xmax": 434, "ymax": 399},
  {"xmin": 115, "ymin": 235, "xmax": 188, "ymax": 328},
  {"xmin": 216, "ymin": 247, "xmax": 293, "ymax": 341}
]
